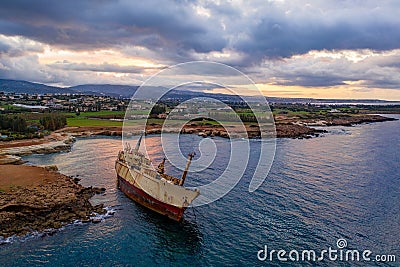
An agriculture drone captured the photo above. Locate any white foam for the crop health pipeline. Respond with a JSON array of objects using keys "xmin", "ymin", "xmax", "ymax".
[
  {"xmin": 89, "ymin": 206, "xmax": 116, "ymax": 223},
  {"xmin": 0, "ymin": 206, "xmax": 116, "ymax": 244},
  {"xmin": 0, "ymin": 236, "xmax": 14, "ymax": 245}
]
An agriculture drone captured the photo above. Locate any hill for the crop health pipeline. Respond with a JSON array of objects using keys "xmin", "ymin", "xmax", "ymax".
[
  {"xmin": 1, "ymin": 78, "xmax": 397, "ymax": 104},
  {"xmin": 69, "ymin": 84, "xmax": 138, "ymax": 97},
  {"xmin": 0, "ymin": 79, "xmax": 75, "ymax": 94}
]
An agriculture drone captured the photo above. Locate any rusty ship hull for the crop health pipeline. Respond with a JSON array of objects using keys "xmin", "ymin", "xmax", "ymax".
[
  {"xmin": 115, "ymin": 140, "xmax": 199, "ymax": 221},
  {"xmin": 117, "ymin": 174, "xmax": 185, "ymax": 221}
]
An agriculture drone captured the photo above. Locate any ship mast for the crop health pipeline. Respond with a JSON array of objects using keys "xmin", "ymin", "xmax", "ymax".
[
  {"xmin": 134, "ymin": 133, "xmax": 143, "ymax": 152},
  {"xmin": 179, "ymin": 152, "xmax": 196, "ymax": 186},
  {"xmin": 157, "ymin": 158, "xmax": 166, "ymax": 174}
]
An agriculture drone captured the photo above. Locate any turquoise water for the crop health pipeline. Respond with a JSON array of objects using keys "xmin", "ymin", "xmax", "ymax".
[{"xmin": 0, "ymin": 115, "xmax": 399, "ymax": 266}]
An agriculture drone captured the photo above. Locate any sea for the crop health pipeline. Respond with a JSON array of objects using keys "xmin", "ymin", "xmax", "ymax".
[{"xmin": 0, "ymin": 114, "xmax": 399, "ymax": 266}]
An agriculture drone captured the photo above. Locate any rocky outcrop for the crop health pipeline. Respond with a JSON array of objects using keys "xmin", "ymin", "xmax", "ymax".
[
  {"xmin": 0, "ymin": 155, "xmax": 24, "ymax": 165},
  {"xmin": 322, "ymin": 114, "xmax": 397, "ymax": 126},
  {"xmin": 275, "ymin": 124, "xmax": 326, "ymax": 138},
  {"xmin": 55, "ymin": 114, "xmax": 396, "ymax": 140},
  {"xmin": 293, "ymin": 114, "xmax": 397, "ymax": 127},
  {"xmin": 180, "ymin": 124, "xmax": 325, "ymax": 139},
  {"xmin": 0, "ymin": 136, "xmax": 75, "ymax": 157},
  {"xmin": 56, "ymin": 127, "xmax": 123, "ymax": 137},
  {"xmin": 0, "ymin": 165, "xmax": 106, "ymax": 238}
]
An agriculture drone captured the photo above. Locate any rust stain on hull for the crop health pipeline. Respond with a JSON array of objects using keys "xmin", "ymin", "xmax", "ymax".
[
  {"xmin": 115, "ymin": 135, "xmax": 199, "ymax": 221},
  {"xmin": 118, "ymin": 175, "xmax": 185, "ymax": 221}
]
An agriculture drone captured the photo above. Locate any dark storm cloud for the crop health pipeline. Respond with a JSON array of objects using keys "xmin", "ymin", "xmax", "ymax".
[
  {"xmin": 234, "ymin": 2, "xmax": 400, "ymax": 63},
  {"xmin": 362, "ymin": 79, "xmax": 400, "ymax": 89},
  {"xmin": 237, "ymin": 19, "xmax": 400, "ymax": 62},
  {"xmin": 274, "ymin": 74, "xmax": 347, "ymax": 87},
  {"xmin": 0, "ymin": 0, "xmax": 400, "ymax": 90},
  {"xmin": 1, "ymin": 1, "xmax": 400, "ymax": 62},
  {"xmin": 0, "ymin": 0, "xmax": 225, "ymax": 57},
  {"xmin": 47, "ymin": 61, "xmax": 161, "ymax": 73}
]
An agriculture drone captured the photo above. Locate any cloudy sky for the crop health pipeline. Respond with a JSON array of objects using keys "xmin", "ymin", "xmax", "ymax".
[{"xmin": 0, "ymin": 0, "xmax": 399, "ymax": 100}]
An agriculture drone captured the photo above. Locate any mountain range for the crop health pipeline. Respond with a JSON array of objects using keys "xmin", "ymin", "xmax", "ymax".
[
  {"xmin": 0, "ymin": 78, "xmax": 396, "ymax": 104},
  {"xmin": 0, "ymin": 79, "xmax": 136, "ymax": 97}
]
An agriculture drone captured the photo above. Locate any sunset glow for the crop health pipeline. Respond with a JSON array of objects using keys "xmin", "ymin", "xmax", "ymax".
[{"xmin": 0, "ymin": 1, "xmax": 399, "ymax": 100}]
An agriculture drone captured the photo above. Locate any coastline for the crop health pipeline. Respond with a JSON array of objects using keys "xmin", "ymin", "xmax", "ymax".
[
  {"xmin": 0, "ymin": 165, "xmax": 106, "ymax": 239},
  {"xmin": 54, "ymin": 113, "xmax": 397, "ymax": 139},
  {"xmin": 0, "ymin": 133, "xmax": 75, "ymax": 165},
  {"xmin": 0, "ymin": 113, "xmax": 396, "ymax": 239}
]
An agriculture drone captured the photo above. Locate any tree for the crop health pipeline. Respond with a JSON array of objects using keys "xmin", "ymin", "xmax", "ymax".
[
  {"xmin": 39, "ymin": 114, "xmax": 67, "ymax": 131},
  {"xmin": 0, "ymin": 115, "xmax": 28, "ymax": 132},
  {"xmin": 150, "ymin": 104, "xmax": 166, "ymax": 115}
]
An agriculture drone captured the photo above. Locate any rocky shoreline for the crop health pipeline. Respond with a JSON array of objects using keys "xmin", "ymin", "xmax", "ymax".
[
  {"xmin": 53, "ymin": 114, "xmax": 397, "ymax": 139},
  {"xmin": 0, "ymin": 165, "xmax": 106, "ymax": 239},
  {"xmin": 289, "ymin": 114, "xmax": 397, "ymax": 127},
  {"xmin": 0, "ymin": 135, "xmax": 75, "ymax": 165},
  {"xmin": 0, "ymin": 113, "xmax": 396, "ymax": 240}
]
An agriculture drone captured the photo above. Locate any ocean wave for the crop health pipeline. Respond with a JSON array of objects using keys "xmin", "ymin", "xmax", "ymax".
[
  {"xmin": 89, "ymin": 206, "xmax": 116, "ymax": 223},
  {"xmin": 0, "ymin": 227, "xmax": 65, "ymax": 245},
  {"xmin": 0, "ymin": 206, "xmax": 116, "ymax": 245}
]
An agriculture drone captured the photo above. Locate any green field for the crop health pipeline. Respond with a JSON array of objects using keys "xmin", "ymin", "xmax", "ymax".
[
  {"xmin": 80, "ymin": 110, "xmax": 126, "ymax": 117},
  {"xmin": 272, "ymin": 108, "xmax": 313, "ymax": 115},
  {"xmin": 62, "ymin": 110, "xmax": 125, "ymax": 127},
  {"xmin": 62, "ymin": 110, "xmax": 125, "ymax": 117},
  {"xmin": 66, "ymin": 117, "xmax": 123, "ymax": 127}
]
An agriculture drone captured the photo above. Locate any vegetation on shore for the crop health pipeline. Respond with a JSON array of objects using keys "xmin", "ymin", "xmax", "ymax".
[
  {"xmin": 0, "ymin": 99, "xmax": 398, "ymax": 239},
  {"xmin": 1, "ymin": 99, "xmax": 399, "ymax": 141},
  {"xmin": 0, "ymin": 113, "xmax": 67, "ymax": 141}
]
